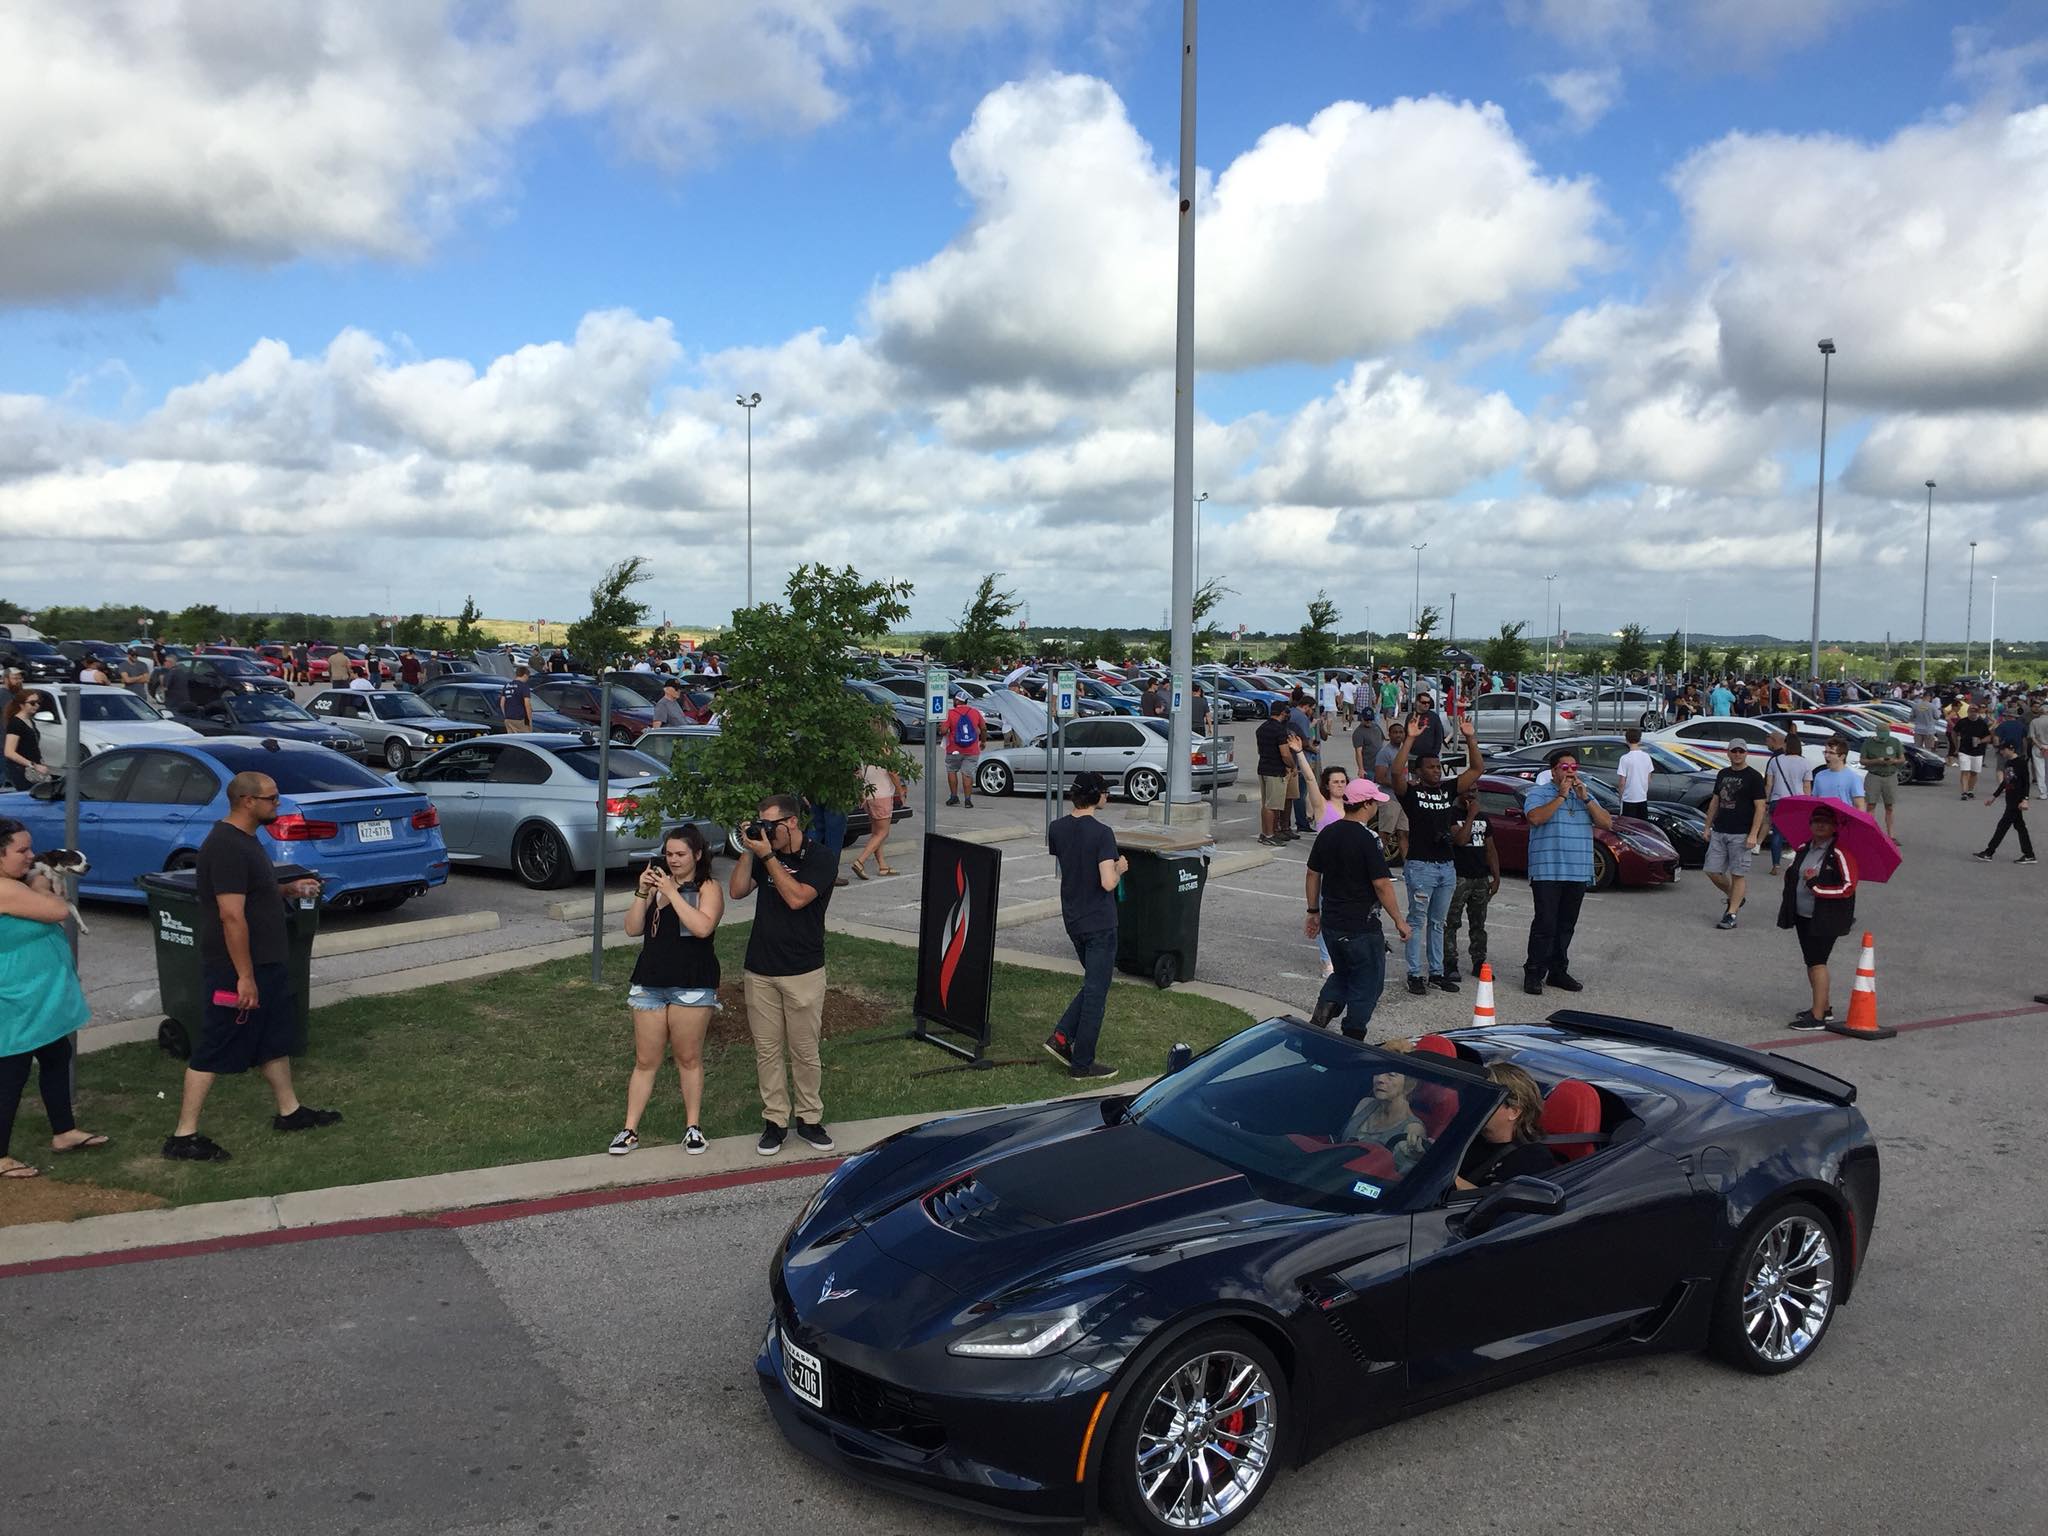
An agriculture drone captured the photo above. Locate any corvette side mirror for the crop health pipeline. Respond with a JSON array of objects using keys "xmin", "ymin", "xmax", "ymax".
[{"xmin": 1459, "ymin": 1176, "xmax": 1566, "ymax": 1237}]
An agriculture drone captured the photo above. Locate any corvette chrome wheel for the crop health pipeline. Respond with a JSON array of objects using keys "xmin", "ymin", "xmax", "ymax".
[
  {"xmin": 1741, "ymin": 1213, "xmax": 1835, "ymax": 1365},
  {"xmin": 1131, "ymin": 1350, "xmax": 1276, "ymax": 1530}
]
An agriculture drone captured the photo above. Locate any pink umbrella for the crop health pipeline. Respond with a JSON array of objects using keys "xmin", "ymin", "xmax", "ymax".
[{"xmin": 1770, "ymin": 795, "xmax": 1901, "ymax": 884}]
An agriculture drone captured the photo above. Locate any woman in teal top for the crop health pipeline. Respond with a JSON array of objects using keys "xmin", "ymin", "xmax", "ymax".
[{"xmin": 0, "ymin": 817, "xmax": 103, "ymax": 1179}]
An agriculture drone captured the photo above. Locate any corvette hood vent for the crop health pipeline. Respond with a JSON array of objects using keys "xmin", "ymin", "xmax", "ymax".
[{"xmin": 922, "ymin": 1174, "xmax": 1054, "ymax": 1240}]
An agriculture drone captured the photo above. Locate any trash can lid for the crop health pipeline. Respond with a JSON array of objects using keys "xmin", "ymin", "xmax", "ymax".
[
  {"xmin": 137, "ymin": 869, "xmax": 200, "ymax": 894},
  {"xmin": 1113, "ymin": 826, "xmax": 1213, "ymax": 855}
]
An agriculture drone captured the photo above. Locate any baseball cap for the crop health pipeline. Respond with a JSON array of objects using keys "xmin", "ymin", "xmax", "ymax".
[{"xmin": 1342, "ymin": 778, "xmax": 1390, "ymax": 805}]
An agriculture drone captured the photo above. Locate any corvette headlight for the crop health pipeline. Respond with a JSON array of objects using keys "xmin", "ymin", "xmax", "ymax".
[{"xmin": 947, "ymin": 1284, "xmax": 1134, "ymax": 1359}]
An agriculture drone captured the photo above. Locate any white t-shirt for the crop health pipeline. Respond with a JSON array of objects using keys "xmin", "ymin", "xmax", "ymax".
[
  {"xmin": 1319, "ymin": 681, "xmax": 1339, "ymax": 711},
  {"xmin": 1615, "ymin": 748, "xmax": 1654, "ymax": 803},
  {"xmin": 1765, "ymin": 751, "xmax": 1812, "ymax": 801},
  {"xmin": 348, "ymin": 675, "xmax": 375, "ymax": 692}
]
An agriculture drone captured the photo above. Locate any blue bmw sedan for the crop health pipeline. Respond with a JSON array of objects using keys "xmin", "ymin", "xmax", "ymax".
[{"xmin": 0, "ymin": 738, "xmax": 449, "ymax": 912}]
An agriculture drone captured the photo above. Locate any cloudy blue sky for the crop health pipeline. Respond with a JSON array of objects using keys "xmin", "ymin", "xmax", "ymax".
[{"xmin": 3, "ymin": 0, "xmax": 2045, "ymax": 643}]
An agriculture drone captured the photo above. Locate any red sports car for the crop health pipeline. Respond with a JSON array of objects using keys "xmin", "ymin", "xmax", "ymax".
[{"xmin": 1473, "ymin": 773, "xmax": 1681, "ymax": 890}]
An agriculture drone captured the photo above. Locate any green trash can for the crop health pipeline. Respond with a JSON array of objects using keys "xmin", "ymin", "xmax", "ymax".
[
  {"xmin": 139, "ymin": 863, "xmax": 322, "ymax": 1060},
  {"xmin": 1112, "ymin": 827, "xmax": 1212, "ymax": 989}
]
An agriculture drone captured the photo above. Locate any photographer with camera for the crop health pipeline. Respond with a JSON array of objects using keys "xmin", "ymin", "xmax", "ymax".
[{"xmin": 728, "ymin": 793, "xmax": 837, "ymax": 1157}]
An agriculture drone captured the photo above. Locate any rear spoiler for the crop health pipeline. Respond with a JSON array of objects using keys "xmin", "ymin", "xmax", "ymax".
[{"xmin": 1542, "ymin": 1009, "xmax": 1857, "ymax": 1107}]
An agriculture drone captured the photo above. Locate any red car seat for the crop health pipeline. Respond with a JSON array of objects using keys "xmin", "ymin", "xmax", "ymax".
[
  {"xmin": 1414, "ymin": 1034, "xmax": 1458, "ymax": 1058},
  {"xmin": 1410, "ymin": 1081, "xmax": 1458, "ymax": 1139},
  {"xmin": 1539, "ymin": 1079, "xmax": 1603, "ymax": 1161}
]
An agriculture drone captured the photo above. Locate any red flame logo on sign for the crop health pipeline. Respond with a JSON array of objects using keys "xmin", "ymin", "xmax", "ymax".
[{"xmin": 937, "ymin": 860, "xmax": 970, "ymax": 1009}]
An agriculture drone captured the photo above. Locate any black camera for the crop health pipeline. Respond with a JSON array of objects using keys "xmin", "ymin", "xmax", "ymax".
[{"xmin": 743, "ymin": 818, "xmax": 772, "ymax": 845}]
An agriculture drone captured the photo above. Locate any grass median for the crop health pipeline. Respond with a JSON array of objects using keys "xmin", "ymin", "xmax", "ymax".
[{"xmin": 18, "ymin": 924, "xmax": 1254, "ymax": 1218}]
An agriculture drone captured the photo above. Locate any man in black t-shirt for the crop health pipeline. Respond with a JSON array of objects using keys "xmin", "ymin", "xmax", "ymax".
[
  {"xmin": 731, "ymin": 792, "xmax": 837, "ymax": 1156},
  {"xmin": 1254, "ymin": 700, "xmax": 1295, "ymax": 846},
  {"xmin": 1955, "ymin": 708, "xmax": 1991, "ymax": 798},
  {"xmin": 1444, "ymin": 787, "xmax": 1500, "ymax": 984},
  {"xmin": 1391, "ymin": 711, "xmax": 1485, "ymax": 995},
  {"xmin": 1043, "ymin": 772, "xmax": 1127, "ymax": 1079},
  {"xmin": 1305, "ymin": 780, "xmax": 1411, "ymax": 1040},
  {"xmin": 165, "ymin": 772, "xmax": 338, "ymax": 1164},
  {"xmin": 1705, "ymin": 743, "xmax": 1769, "ymax": 929}
]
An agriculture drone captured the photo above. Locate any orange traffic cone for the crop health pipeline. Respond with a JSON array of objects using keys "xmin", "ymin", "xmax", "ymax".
[
  {"xmin": 1827, "ymin": 932, "xmax": 1895, "ymax": 1039},
  {"xmin": 1471, "ymin": 963, "xmax": 1497, "ymax": 1028}
]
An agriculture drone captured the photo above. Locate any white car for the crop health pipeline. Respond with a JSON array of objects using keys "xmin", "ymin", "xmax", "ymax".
[
  {"xmin": 23, "ymin": 684, "xmax": 200, "ymax": 770},
  {"xmin": 1649, "ymin": 716, "xmax": 1864, "ymax": 770}
]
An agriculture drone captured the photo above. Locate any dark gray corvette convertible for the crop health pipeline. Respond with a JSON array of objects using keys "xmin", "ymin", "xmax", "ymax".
[{"xmin": 760, "ymin": 1012, "xmax": 1880, "ymax": 1533}]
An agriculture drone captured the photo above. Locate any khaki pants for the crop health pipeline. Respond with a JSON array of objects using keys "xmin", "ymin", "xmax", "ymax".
[{"xmin": 744, "ymin": 967, "xmax": 827, "ymax": 1126}]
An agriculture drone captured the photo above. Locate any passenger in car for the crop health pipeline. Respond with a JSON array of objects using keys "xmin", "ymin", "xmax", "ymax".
[
  {"xmin": 1340, "ymin": 1066, "xmax": 1429, "ymax": 1172},
  {"xmin": 1452, "ymin": 1063, "xmax": 1558, "ymax": 1190}
]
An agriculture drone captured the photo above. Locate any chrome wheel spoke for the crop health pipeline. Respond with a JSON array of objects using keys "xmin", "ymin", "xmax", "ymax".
[
  {"xmin": 1741, "ymin": 1216, "xmax": 1838, "ymax": 1364},
  {"xmin": 1136, "ymin": 1350, "xmax": 1276, "ymax": 1528}
]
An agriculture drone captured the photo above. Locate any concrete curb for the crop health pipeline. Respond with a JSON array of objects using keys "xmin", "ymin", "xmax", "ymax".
[
  {"xmin": 0, "ymin": 1080, "xmax": 1156, "ymax": 1270},
  {"xmin": 311, "ymin": 910, "xmax": 500, "ymax": 958}
]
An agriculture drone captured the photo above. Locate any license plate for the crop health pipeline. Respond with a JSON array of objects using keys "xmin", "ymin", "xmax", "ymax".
[
  {"xmin": 357, "ymin": 820, "xmax": 393, "ymax": 844},
  {"xmin": 781, "ymin": 1329, "xmax": 826, "ymax": 1409}
]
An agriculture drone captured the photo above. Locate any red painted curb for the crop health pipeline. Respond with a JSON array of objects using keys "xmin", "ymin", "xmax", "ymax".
[
  {"xmin": 1749, "ymin": 1003, "xmax": 2047, "ymax": 1053},
  {"xmin": 0, "ymin": 1155, "xmax": 843, "ymax": 1282}
]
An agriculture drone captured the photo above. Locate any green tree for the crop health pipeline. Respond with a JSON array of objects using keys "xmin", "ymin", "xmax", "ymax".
[
  {"xmin": 946, "ymin": 574, "xmax": 1022, "ymax": 673},
  {"xmin": 641, "ymin": 565, "xmax": 915, "ymax": 833},
  {"xmin": 1191, "ymin": 578, "xmax": 1231, "ymax": 664},
  {"xmin": 1720, "ymin": 646, "xmax": 1743, "ymax": 676},
  {"xmin": 1932, "ymin": 658, "xmax": 1961, "ymax": 685},
  {"xmin": 1087, "ymin": 629, "xmax": 1123, "ymax": 662},
  {"xmin": 1582, "ymin": 650, "xmax": 1609, "ymax": 677},
  {"xmin": 1612, "ymin": 624, "xmax": 1650, "ymax": 673},
  {"xmin": 1288, "ymin": 590, "xmax": 1343, "ymax": 671},
  {"xmin": 1693, "ymin": 644, "xmax": 1716, "ymax": 676},
  {"xmin": 450, "ymin": 596, "xmax": 486, "ymax": 652},
  {"xmin": 565, "ymin": 558, "xmax": 651, "ymax": 670},
  {"xmin": 1481, "ymin": 621, "xmax": 1530, "ymax": 678},
  {"xmin": 1657, "ymin": 631, "xmax": 1685, "ymax": 674},
  {"xmin": 237, "ymin": 613, "xmax": 273, "ymax": 646},
  {"xmin": 1891, "ymin": 659, "xmax": 1916, "ymax": 684},
  {"xmin": 171, "ymin": 604, "xmax": 225, "ymax": 644},
  {"xmin": 1406, "ymin": 605, "xmax": 1445, "ymax": 675}
]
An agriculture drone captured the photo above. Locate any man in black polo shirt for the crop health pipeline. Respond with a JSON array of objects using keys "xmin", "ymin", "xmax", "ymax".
[
  {"xmin": 730, "ymin": 792, "xmax": 837, "ymax": 1156},
  {"xmin": 1255, "ymin": 699, "xmax": 1295, "ymax": 846},
  {"xmin": 164, "ymin": 772, "xmax": 339, "ymax": 1162}
]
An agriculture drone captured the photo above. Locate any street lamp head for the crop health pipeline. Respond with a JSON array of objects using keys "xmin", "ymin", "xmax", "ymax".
[
  {"xmin": 1925, "ymin": 480, "xmax": 1936, "ymax": 490},
  {"xmin": 1817, "ymin": 339, "xmax": 1836, "ymax": 355},
  {"xmin": 737, "ymin": 392, "xmax": 760, "ymax": 408}
]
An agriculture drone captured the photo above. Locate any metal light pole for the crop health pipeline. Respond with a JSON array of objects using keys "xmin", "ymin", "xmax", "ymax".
[
  {"xmin": 1163, "ymin": 0, "xmax": 1199, "ymax": 814},
  {"xmin": 1808, "ymin": 339, "xmax": 1835, "ymax": 682},
  {"xmin": 1963, "ymin": 542, "xmax": 1978, "ymax": 677},
  {"xmin": 1543, "ymin": 574, "xmax": 1558, "ymax": 675},
  {"xmin": 1193, "ymin": 490, "xmax": 1209, "ymax": 593},
  {"xmin": 1917, "ymin": 479, "xmax": 1935, "ymax": 685},
  {"xmin": 1410, "ymin": 544, "xmax": 1427, "ymax": 632},
  {"xmin": 1448, "ymin": 592, "xmax": 1456, "ymax": 649},
  {"xmin": 736, "ymin": 392, "xmax": 761, "ymax": 607},
  {"xmin": 1988, "ymin": 575, "xmax": 1998, "ymax": 683}
]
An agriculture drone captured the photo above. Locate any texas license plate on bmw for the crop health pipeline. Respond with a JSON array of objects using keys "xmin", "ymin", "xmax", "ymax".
[
  {"xmin": 357, "ymin": 820, "xmax": 393, "ymax": 843},
  {"xmin": 781, "ymin": 1330, "xmax": 826, "ymax": 1409}
]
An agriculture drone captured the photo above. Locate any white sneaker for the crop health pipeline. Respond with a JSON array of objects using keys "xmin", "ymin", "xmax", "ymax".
[
  {"xmin": 607, "ymin": 1129, "xmax": 638, "ymax": 1156},
  {"xmin": 682, "ymin": 1126, "xmax": 707, "ymax": 1154}
]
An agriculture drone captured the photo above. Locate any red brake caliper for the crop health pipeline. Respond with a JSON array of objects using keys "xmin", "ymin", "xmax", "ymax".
[{"xmin": 1220, "ymin": 1409, "xmax": 1244, "ymax": 1454}]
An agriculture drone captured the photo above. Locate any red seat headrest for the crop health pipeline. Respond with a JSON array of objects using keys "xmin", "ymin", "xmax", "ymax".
[
  {"xmin": 1414, "ymin": 1034, "xmax": 1458, "ymax": 1058},
  {"xmin": 1540, "ymin": 1080, "xmax": 1601, "ymax": 1161},
  {"xmin": 1410, "ymin": 1081, "xmax": 1457, "ymax": 1139}
]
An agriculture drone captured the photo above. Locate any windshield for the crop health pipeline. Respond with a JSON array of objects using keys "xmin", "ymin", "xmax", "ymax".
[
  {"xmin": 1645, "ymin": 744, "xmax": 1699, "ymax": 773},
  {"xmin": 13, "ymin": 640, "xmax": 58, "ymax": 656},
  {"xmin": 208, "ymin": 658, "xmax": 266, "ymax": 677},
  {"xmin": 77, "ymin": 692, "xmax": 164, "ymax": 722},
  {"xmin": 232, "ymin": 694, "xmax": 313, "ymax": 722},
  {"xmin": 1126, "ymin": 1024, "xmax": 1497, "ymax": 1209},
  {"xmin": 370, "ymin": 694, "xmax": 435, "ymax": 719},
  {"xmin": 847, "ymin": 680, "xmax": 897, "ymax": 707},
  {"xmin": 554, "ymin": 747, "xmax": 664, "ymax": 780}
]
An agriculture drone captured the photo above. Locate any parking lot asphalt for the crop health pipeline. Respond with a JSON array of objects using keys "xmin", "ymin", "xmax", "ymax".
[
  {"xmin": 8, "ymin": 1011, "xmax": 2043, "ymax": 1536},
  {"xmin": 73, "ymin": 714, "xmax": 2036, "ymax": 1051}
]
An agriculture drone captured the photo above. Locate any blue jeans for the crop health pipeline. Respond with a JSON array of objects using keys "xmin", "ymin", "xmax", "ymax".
[
  {"xmin": 1053, "ymin": 925, "xmax": 1116, "ymax": 1069},
  {"xmin": 1403, "ymin": 858, "xmax": 1456, "ymax": 977},
  {"xmin": 809, "ymin": 804, "xmax": 849, "ymax": 861},
  {"xmin": 1317, "ymin": 926, "xmax": 1387, "ymax": 1040}
]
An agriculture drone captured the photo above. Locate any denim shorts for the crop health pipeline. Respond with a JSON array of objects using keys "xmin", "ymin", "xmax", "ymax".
[{"xmin": 628, "ymin": 985, "xmax": 720, "ymax": 1011}]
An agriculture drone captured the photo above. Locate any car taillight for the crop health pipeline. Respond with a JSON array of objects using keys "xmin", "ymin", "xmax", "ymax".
[
  {"xmin": 605, "ymin": 797, "xmax": 638, "ymax": 817},
  {"xmin": 1558, "ymin": 709, "xmax": 1578, "ymax": 720},
  {"xmin": 410, "ymin": 806, "xmax": 439, "ymax": 830},
  {"xmin": 267, "ymin": 814, "xmax": 338, "ymax": 841}
]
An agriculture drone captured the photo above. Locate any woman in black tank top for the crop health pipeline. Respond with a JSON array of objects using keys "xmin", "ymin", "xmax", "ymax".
[{"xmin": 612, "ymin": 825, "xmax": 723, "ymax": 1157}]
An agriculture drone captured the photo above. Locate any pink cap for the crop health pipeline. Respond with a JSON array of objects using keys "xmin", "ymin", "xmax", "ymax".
[{"xmin": 1342, "ymin": 778, "xmax": 1390, "ymax": 805}]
